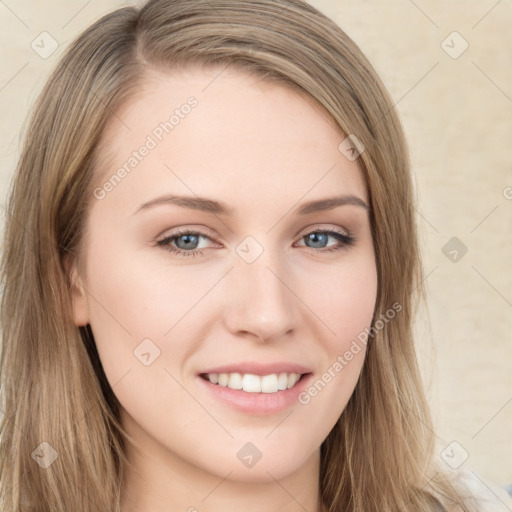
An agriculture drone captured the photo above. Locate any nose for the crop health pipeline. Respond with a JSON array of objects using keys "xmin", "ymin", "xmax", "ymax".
[{"xmin": 222, "ymin": 246, "xmax": 300, "ymax": 343}]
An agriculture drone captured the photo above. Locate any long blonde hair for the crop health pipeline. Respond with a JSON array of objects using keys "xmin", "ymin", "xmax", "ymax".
[{"xmin": 1, "ymin": 1, "xmax": 471, "ymax": 511}]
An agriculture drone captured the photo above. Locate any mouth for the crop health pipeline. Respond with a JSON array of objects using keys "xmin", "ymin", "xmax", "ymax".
[
  {"xmin": 196, "ymin": 367, "xmax": 314, "ymax": 415},
  {"xmin": 199, "ymin": 372, "xmax": 310, "ymax": 394}
]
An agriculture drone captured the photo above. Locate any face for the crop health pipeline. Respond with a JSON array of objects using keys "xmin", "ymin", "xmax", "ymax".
[{"xmin": 69, "ymin": 67, "xmax": 377, "ymax": 484}]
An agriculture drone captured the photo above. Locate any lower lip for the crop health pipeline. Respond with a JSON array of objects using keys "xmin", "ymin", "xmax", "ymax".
[{"xmin": 196, "ymin": 373, "xmax": 313, "ymax": 415}]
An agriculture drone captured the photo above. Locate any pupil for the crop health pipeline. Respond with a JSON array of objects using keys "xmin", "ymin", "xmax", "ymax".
[
  {"xmin": 308, "ymin": 233, "xmax": 326, "ymax": 248},
  {"xmin": 179, "ymin": 234, "xmax": 198, "ymax": 249}
]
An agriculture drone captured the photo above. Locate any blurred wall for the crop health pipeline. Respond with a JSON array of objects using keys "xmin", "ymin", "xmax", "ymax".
[{"xmin": 0, "ymin": 0, "xmax": 510, "ymax": 486}]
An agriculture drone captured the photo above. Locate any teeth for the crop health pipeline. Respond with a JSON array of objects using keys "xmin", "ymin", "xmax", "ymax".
[
  {"xmin": 206, "ymin": 372, "xmax": 303, "ymax": 393},
  {"xmin": 277, "ymin": 373, "xmax": 288, "ymax": 390},
  {"xmin": 261, "ymin": 374, "xmax": 278, "ymax": 393},
  {"xmin": 243, "ymin": 374, "xmax": 261, "ymax": 392},
  {"xmin": 228, "ymin": 373, "xmax": 243, "ymax": 390}
]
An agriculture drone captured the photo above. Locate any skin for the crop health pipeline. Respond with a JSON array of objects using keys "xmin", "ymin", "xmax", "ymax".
[{"xmin": 67, "ymin": 67, "xmax": 378, "ymax": 512}]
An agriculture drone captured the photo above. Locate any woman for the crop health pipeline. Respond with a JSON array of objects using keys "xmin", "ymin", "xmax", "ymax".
[{"xmin": 0, "ymin": 1, "xmax": 506, "ymax": 511}]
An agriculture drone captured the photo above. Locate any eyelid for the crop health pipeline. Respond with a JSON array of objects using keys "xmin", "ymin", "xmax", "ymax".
[
  {"xmin": 157, "ymin": 228, "xmax": 221, "ymax": 248},
  {"xmin": 157, "ymin": 224, "xmax": 218, "ymax": 240},
  {"xmin": 295, "ymin": 223, "xmax": 351, "ymax": 239}
]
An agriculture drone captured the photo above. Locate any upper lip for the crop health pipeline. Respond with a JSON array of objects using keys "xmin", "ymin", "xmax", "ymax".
[{"xmin": 198, "ymin": 362, "xmax": 312, "ymax": 376}]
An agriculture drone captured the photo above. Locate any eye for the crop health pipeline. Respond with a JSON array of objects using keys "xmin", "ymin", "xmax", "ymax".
[
  {"xmin": 156, "ymin": 229, "xmax": 215, "ymax": 258},
  {"xmin": 295, "ymin": 229, "xmax": 355, "ymax": 253},
  {"xmin": 156, "ymin": 227, "xmax": 355, "ymax": 258}
]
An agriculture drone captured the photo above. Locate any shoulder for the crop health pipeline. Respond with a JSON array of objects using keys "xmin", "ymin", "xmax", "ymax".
[{"xmin": 450, "ymin": 469, "xmax": 512, "ymax": 512}]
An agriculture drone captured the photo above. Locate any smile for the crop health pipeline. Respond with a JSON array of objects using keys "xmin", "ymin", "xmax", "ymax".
[{"xmin": 200, "ymin": 372, "xmax": 306, "ymax": 393}]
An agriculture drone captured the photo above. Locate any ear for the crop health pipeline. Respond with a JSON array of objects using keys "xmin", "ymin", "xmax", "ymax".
[{"xmin": 63, "ymin": 253, "xmax": 90, "ymax": 326}]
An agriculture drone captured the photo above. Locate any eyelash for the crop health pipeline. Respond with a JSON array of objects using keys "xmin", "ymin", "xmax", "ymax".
[{"xmin": 156, "ymin": 227, "xmax": 356, "ymax": 258}]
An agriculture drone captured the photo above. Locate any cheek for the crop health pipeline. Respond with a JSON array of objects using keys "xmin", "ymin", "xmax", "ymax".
[
  {"xmin": 294, "ymin": 276, "xmax": 376, "ymax": 444},
  {"xmin": 307, "ymin": 252, "xmax": 378, "ymax": 349},
  {"xmin": 81, "ymin": 239, "xmax": 173, "ymax": 382},
  {"xmin": 82, "ymin": 245, "xmax": 206, "ymax": 439},
  {"xmin": 302, "ymin": 253, "xmax": 377, "ymax": 399},
  {"xmin": 84, "ymin": 229, "xmax": 194, "ymax": 322}
]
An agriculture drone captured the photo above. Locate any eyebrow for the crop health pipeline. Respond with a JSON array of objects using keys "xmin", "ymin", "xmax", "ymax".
[{"xmin": 133, "ymin": 193, "xmax": 369, "ymax": 216}]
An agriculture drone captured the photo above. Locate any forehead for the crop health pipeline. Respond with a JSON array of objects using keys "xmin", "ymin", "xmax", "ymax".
[{"xmin": 92, "ymin": 67, "xmax": 368, "ymax": 212}]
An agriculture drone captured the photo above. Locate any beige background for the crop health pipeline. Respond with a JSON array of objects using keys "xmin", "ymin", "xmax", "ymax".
[{"xmin": 1, "ymin": 0, "xmax": 510, "ymax": 488}]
